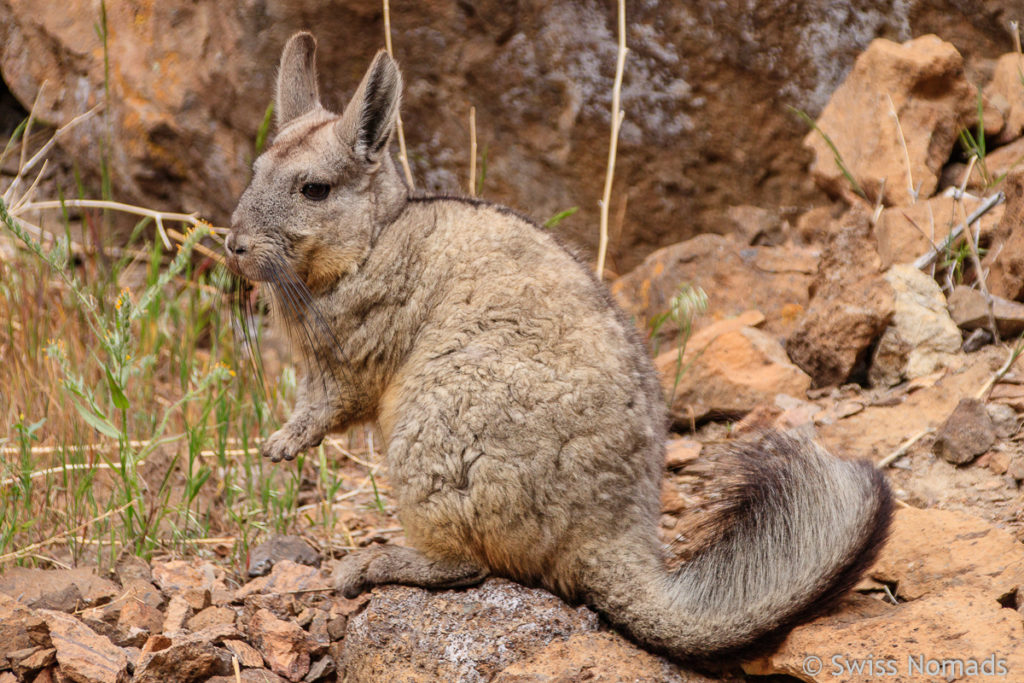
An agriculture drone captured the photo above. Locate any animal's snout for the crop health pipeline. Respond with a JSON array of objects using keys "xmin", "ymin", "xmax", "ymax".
[
  {"xmin": 225, "ymin": 231, "xmax": 251, "ymax": 256},
  {"xmin": 224, "ymin": 229, "xmax": 257, "ymax": 278}
]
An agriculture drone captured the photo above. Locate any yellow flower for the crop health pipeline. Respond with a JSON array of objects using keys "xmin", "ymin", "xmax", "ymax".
[{"xmin": 115, "ymin": 287, "xmax": 130, "ymax": 310}]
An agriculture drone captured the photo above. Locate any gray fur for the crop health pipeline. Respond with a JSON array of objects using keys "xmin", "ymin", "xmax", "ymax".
[{"xmin": 226, "ymin": 33, "xmax": 892, "ymax": 661}]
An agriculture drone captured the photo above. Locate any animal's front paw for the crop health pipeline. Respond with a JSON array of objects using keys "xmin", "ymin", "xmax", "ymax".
[
  {"xmin": 261, "ymin": 428, "xmax": 305, "ymax": 462},
  {"xmin": 331, "ymin": 550, "xmax": 375, "ymax": 599}
]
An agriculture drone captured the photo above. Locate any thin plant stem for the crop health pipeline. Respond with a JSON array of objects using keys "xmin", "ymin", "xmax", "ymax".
[
  {"xmin": 596, "ymin": 0, "xmax": 627, "ymax": 279},
  {"xmin": 18, "ymin": 198, "xmax": 222, "ymax": 250},
  {"xmin": 469, "ymin": 106, "xmax": 477, "ymax": 197},
  {"xmin": 888, "ymin": 94, "xmax": 916, "ymax": 204},
  {"xmin": 382, "ymin": 0, "xmax": 414, "ymax": 189}
]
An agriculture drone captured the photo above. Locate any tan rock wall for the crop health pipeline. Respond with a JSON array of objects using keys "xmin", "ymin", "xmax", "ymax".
[{"xmin": 0, "ymin": 0, "xmax": 1019, "ymax": 268}]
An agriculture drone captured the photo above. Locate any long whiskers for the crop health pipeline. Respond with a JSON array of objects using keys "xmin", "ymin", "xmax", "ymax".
[
  {"xmin": 230, "ymin": 272, "xmax": 270, "ymax": 403},
  {"xmin": 267, "ymin": 264, "xmax": 335, "ymax": 396},
  {"xmin": 227, "ymin": 254, "xmax": 358, "ymax": 413},
  {"xmin": 267, "ymin": 254, "xmax": 357, "ymax": 390}
]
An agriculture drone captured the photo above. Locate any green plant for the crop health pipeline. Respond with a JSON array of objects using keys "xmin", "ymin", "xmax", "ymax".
[
  {"xmin": 1, "ymin": 200, "xmax": 236, "ymax": 559},
  {"xmin": 253, "ymin": 102, "xmax": 275, "ymax": 158},
  {"xmin": 789, "ymin": 106, "xmax": 867, "ymax": 200},
  {"xmin": 957, "ymin": 93, "xmax": 1001, "ymax": 188},
  {"xmin": 648, "ymin": 284, "xmax": 708, "ymax": 407},
  {"xmin": 543, "ymin": 206, "xmax": 579, "ymax": 229},
  {"xmin": 941, "ymin": 239, "xmax": 987, "ymax": 285}
]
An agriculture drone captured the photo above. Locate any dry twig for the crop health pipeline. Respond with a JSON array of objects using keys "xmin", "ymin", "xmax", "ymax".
[
  {"xmin": 877, "ymin": 427, "xmax": 933, "ymax": 468},
  {"xmin": 887, "ymin": 94, "xmax": 916, "ymax": 205},
  {"xmin": 976, "ymin": 342, "xmax": 1024, "ymax": 401},
  {"xmin": 913, "ymin": 192, "xmax": 1004, "ymax": 270}
]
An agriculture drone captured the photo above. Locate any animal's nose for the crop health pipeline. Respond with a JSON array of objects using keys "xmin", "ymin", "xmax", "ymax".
[{"xmin": 225, "ymin": 232, "xmax": 250, "ymax": 256}]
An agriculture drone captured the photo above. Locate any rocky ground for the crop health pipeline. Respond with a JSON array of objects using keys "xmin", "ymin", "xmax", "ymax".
[{"xmin": 4, "ymin": 29, "xmax": 1024, "ymax": 683}]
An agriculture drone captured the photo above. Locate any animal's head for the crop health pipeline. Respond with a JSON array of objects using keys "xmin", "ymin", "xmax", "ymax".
[{"xmin": 226, "ymin": 33, "xmax": 406, "ymax": 292}]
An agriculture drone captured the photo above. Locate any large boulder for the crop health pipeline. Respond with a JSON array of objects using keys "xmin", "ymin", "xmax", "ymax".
[
  {"xmin": 983, "ymin": 168, "xmax": 1024, "ymax": 300},
  {"xmin": 985, "ymin": 51, "xmax": 1024, "ymax": 144},
  {"xmin": 341, "ymin": 579, "xmax": 701, "ymax": 681},
  {"xmin": 787, "ymin": 209, "xmax": 895, "ymax": 387},
  {"xmin": 805, "ymin": 35, "xmax": 982, "ymax": 206}
]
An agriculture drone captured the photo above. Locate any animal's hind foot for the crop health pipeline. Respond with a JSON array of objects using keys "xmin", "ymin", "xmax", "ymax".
[{"xmin": 332, "ymin": 545, "xmax": 488, "ymax": 598}]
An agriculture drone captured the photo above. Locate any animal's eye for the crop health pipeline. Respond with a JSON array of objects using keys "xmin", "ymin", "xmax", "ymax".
[{"xmin": 300, "ymin": 183, "xmax": 331, "ymax": 201}]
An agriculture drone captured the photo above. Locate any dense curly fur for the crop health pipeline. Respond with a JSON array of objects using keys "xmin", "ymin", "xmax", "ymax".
[{"xmin": 225, "ymin": 32, "xmax": 893, "ymax": 662}]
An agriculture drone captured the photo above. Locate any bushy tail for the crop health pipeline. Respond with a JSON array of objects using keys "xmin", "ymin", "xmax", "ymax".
[{"xmin": 586, "ymin": 432, "xmax": 892, "ymax": 662}]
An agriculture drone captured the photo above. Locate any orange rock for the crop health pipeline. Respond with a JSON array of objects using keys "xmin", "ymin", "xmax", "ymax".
[
  {"xmin": 248, "ymin": 609, "xmax": 311, "ymax": 682},
  {"xmin": 40, "ymin": 610, "xmax": 129, "ymax": 683},
  {"xmin": 871, "ymin": 506, "xmax": 1024, "ymax": 600},
  {"xmin": 746, "ymin": 589, "xmax": 1024, "ymax": 682},
  {"xmin": 984, "ymin": 52, "xmax": 1024, "ymax": 144},
  {"xmin": 235, "ymin": 560, "xmax": 329, "ymax": 600},
  {"xmin": 983, "ymin": 169, "xmax": 1024, "ymax": 300},
  {"xmin": 788, "ymin": 210, "xmax": 894, "ymax": 388},
  {"xmin": 664, "ymin": 438, "xmax": 702, "ymax": 469},
  {"xmin": 805, "ymin": 35, "xmax": 980, "ymax": 206},
  {"xmin": 611, "ymin": 233, "xmax": 815, "ymax": 345},
  {"xmin": 657, "ymin": 318, "xmax": 811, "ymax": 422}
]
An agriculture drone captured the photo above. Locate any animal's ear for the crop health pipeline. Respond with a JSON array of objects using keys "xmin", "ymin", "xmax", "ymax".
[
  {"xmin": 276, "ymin": 32, "xmax": 321, "ymax": 129},
  {"xmin": 335, "ymin": 50, "xmax": 402, "ymax": 163}
]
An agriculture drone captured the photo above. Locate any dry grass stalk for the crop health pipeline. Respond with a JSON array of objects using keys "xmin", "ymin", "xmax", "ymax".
[
  {"xmin": 888, "ymin": 94, "xmax": 916, "ymax": 205},
  {"xmin": 17, "ymin": 198, "xmax": 222, "ymax": 251},
  {"xmin": 468, "ymin": 105, "xmax": 477, "ymax": 197},
  {"xmin": 2, "ymin": 104, "xmax": 102, "ymax": 208},
  {"xmin": 382, "ymin": 0, "xmax": 415, "ymax": 189},
  {"xmin": 595, "ymin": 0, "xmax": 627, "ymax": 279},
  {"xmin": 957, "ymin": 198, "xmax": 1000, "ymax": 343},
  {"xmin": 877, "ymin": 427, "xmax": 933, "ymax": 468},
  {"xmin": 0, "ymin": 502, "xmax": 132, "ymax": 565}
]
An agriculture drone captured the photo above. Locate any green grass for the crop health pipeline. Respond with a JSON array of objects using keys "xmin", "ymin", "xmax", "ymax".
[
  {"xmin": 0, "ymin": 4, "xmax": 388, "ymax": 576},
  {"xmin": 789, "ymin": 106, "xmax": 867, "ymax": 200},
  {"xmin": 543, "ymin": 206, "xmax": 579, "ymax": 229},
  {"xmin": 253, "ymin": 102, "xmax": 275, "ymax": 159},
  {"xmin": 957, "ymin": 92, "xmax": 1004, "ymax": 189},
  {"xmin": 941, "ymin": 239, "xmax": 987, "ymax": 285},
  {"xmin": 648, "ymin": 283, "xmax": 708, "ymax": 408},
  {"xmin": 0, "ymin": 189, "xmax": 377, "ymax": 572}
]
